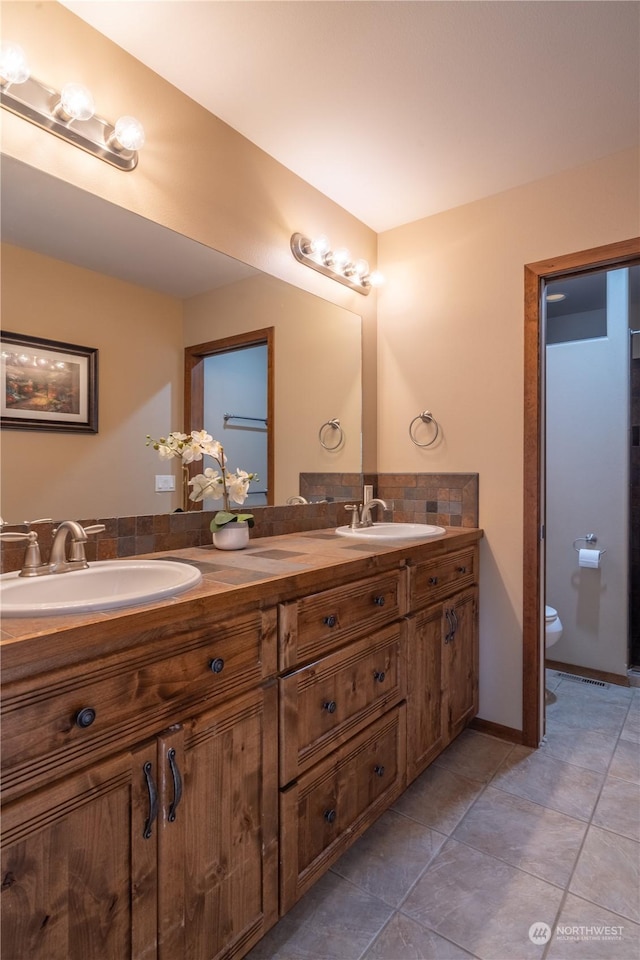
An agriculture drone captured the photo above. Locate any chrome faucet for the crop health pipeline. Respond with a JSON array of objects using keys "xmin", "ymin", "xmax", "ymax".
[
  {"xmin": 49, "ymin": 520, "xmax": 91, "ymax": 572},
  {"xmin": 343, "ymin": 498, "xmax": 388, "ymax": 529},
  {"xmin": 0, "ymin": 519, "xmax": 105, "ymax": 577},
  {"xmin": 359, "ymin": 498, "xmax": 388, "ymax": 527}
]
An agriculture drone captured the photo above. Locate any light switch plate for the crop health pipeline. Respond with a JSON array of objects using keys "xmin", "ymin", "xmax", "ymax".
[{"xmin": 155, "ymin": 475, "xmax": 176, "ymax": 492}]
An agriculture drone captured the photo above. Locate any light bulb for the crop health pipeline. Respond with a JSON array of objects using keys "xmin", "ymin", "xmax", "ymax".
[
  {"xmin": 111, "ymin": 115, "xmax": 145, "ymax": 152},
  {"xmin": 310, "ymin": 235, "xmax": 330, "ymax": 257},
  {"xmin": 368, "ymin": 270, "xmax": 385, "ymax": 288},
  {"xmin": 58, "ymin": 82, "xmax": 95, "ymax": 121},
  {"xmin": 0, "ymin": 42, "xmax": 30, "ymax": 86},
  {"xmin": 354, "ymin": 259, "xmax": 370, "ymax": 279},
  {"xmin": 333, "ymin": 248, "xmax": 350, "ymax": 266}
]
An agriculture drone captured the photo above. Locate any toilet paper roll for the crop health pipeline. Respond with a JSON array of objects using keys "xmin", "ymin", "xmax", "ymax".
[{"xmin": 578, "ymin": 548, "xmax": 601, "ymax": 569}]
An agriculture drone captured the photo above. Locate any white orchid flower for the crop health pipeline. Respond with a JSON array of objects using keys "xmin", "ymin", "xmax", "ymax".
[
  {"xmin": 190, "ymin": 430, "xmax": 212, "ymax": 445},
  {"xmin": 149, "ymin": 430, "xmax": 257, "ymax": 513},
  {"xmin": 188, "ymin": 467, "xmax": 224, "ymax": 502}
]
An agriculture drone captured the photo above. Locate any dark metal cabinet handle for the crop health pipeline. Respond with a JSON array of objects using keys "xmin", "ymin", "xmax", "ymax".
[
  {"xmin": 75, "ymin": 707, "xmax": 96, "ymax": 728},
  {"xmin": 167, "ymin": 748, "xmax": 183, "ymax": 823},
  {"xmin": 373, "ymin": 595, "xmax": 385, "ymax": 607},
  {"xmin": 374, "ymin": 765, "xmax": 385, "ymax": 777},
  {"xmin": 456, "ymin": 565, "xmax": 467, "ymax": 574},
  {"xmin": 323, "ymin": 614, "xmax": 337, "ymax": 628},
  {"xmin": 444, "ymin": 609, "xmax": 453, "ymax": 644},
  {"xmin": 451, "ymin": 608, "xmax": 459, "ymax": 634},
  {"xmin": 324, "ymin": 809, "xmax": 337, "ymax": 824},
  {"xmin": 209, "ymin": 657, "xmax": 225, "ymax": 674},
  {"xmin": 323, "ymin": 700, "xmax": 337, "ymax": 714},
  {"xmin": 142, "ymin": 761, "xmax": 158, "ymax": 839},
  {"xmin": 373, "ymin": 670, "xmax": 386, "ymax": 683},
  {"xmin": 428, "ymin": 576, "xmax": 438, "ymax": 585}
]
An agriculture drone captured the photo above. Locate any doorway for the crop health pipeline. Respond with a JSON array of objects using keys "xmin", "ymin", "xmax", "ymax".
[
  {"xmin": 522, "ymin": 238, "xmax": 640, "ymax": 748},
  {"xmin": 184, "ymin": 327, "xmax": 274, "ymax": 507}
]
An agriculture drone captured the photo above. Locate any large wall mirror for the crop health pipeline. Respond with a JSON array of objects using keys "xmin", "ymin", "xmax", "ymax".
[{"xmin": 0, "ymin": 156, "xmax": 362, "ymax": 520}]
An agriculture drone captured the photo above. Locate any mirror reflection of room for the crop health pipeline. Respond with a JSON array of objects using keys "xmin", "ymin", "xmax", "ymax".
[{"xmin": 1, "ymin": 158, "xmax": 362, "ymax": 519}]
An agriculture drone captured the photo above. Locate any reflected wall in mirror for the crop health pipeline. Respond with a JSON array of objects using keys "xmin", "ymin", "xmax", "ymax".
[{"xmin": 0, "ymin": 157, "xmax": 362, "ymax": 520}]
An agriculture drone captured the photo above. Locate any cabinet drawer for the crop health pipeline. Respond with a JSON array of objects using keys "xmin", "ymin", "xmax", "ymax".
[
  {"xmin": 279, "ymin": 570, "xmax": 403, "ymax": 671},
  {"xmin": 410, "ymin": 547, "xmax": 477, "ymax": 608},
  {"xmin": 279, "ymin": 623, "xmax": 404, "ymax": 786},
  {"xmin": 1, "ymin": 607, "xmax": 276, "ymax": 800},
  {"xmin": 280, "ymin": 704, "xmax": 406, "ymax": 913}
]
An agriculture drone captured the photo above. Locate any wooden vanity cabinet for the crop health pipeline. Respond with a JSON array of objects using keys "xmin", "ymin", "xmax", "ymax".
[
  {"xmin": 278, "ymin": 570, "xmax": 407, "ymax": 912},
  {"xmin": 1, "ymin": 606, "xmax": 279, "ymax": 960},
  {"xmin": 405, "ymin": 548, "xmax": 479, "ymax": 784},
  {"xmin": 1, "ymin": 530, "xmax": 481, "ymax": 960}
]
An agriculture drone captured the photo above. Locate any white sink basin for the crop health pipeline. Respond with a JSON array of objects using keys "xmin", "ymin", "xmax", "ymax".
[
  {"xmin": 335, "ymin": 522, "xmax": 446, "ymax": 540},
  {"xmin": 0, "ymin": 559, "xmax": 202, "ymax": 617}
]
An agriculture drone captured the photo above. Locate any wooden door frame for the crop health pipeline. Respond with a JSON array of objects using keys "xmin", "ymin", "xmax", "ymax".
[
  {"xmin": 184, "ymin": 327, "xmax": 275, "ymax": 506},
  {"xmin": 523, "ymin": 238, "xmax": 640, "ymax": 747}
]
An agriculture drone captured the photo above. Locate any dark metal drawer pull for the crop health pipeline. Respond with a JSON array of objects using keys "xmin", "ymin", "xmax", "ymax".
[
  {"xmin": 323, "ymin": 700, "xmax": 337, "ymax": 714},
  {"xmin": 167, "ymin": 748, "xmax": 183, "ymax": 823},
  {"xmin": 142, "ymin": 761, "xmax": 158, "ymax": 840},
  {"xmin": 373, "ymin": 595, "xmax": 385, "ymax": 606},
  {"xmin": 209, "ymin": 657, "xmax": 225, "ymax": 674},
  {"xmin": 324, "ymin": 809, "xmax": 337, "ymax": 824},
  {"xmin": 374, "ymin": 765, "xmax": 385, "ymax": 777},
  {"xmin": 456, "ymin": 565, "xmax": 467, "ymax": 574},
  {"xmin": 428, "ymin": 576, "xmax": 438, "ymax": 585},
  {"xmin": 373, "ymin": 671, "xmax": 386, "ymax": 683},
  {"xmin": 75, "ymin": 707, "xmax": 96, "ymax": 728},
  {"xmin": 323, "ymin": 614, "xmax": 337, "ymax": 628}
]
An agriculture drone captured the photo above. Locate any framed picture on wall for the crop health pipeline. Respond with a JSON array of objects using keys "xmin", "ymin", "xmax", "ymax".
[{"xmin": 0, "ymin": 331, "xmax": 98, "ymax": 433}]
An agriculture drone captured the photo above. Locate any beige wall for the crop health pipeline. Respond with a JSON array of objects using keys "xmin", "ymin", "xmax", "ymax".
[
  {"xmin": 1, "ymin": 0, "xmax": 379, "ymax": 468},
  {"xmin": 184, "ymin": 274, "xmax": 362, "ymax": 505},
  {"xmin": 2, "ymin": 244, "xmax": 184, "ymax": 517},
  {"xmin": 3, "ymin": 0, "xmax": 639, "ymax": 732},
  {"xmin": 377, "ymin": 147, "xmax": 640, "ymax": 730}
]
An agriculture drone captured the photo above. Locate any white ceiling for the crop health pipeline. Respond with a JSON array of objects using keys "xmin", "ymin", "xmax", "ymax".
[{"xmin": 53, "ymin": 1, "xmax": 640, "ymax": 232}]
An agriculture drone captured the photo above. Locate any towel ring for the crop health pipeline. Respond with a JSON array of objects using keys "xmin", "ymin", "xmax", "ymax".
[
  {"xmin": 409, "ymin": 411, "xmax": 440, "ymax": 447},
  {"xmin": 319, "ymin": 418, "xmax": 345, "ymax": 451}
]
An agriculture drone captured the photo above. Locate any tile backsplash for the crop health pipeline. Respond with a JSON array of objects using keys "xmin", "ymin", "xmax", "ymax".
[{"xmin": 0, "ymin": 472, "xmax": 479, "ymax": 573}]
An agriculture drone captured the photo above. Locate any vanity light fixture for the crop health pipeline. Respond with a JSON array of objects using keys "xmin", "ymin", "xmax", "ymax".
[
  {"xmin": 0, "ymin": 41, "xmax": 145, "ymax": 171},
  {"xmin": 290, "ymin": 233, "xmax": 384, "ymax": 295}
]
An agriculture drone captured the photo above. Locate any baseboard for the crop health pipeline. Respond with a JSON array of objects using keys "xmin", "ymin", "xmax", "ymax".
[
  {"xmin": 546, "ymin": 659, "xmax": 630, "ymax": 688},
  {"xmin": 469, "ymin": 717, "xmax": 524, "ymax": 744}
]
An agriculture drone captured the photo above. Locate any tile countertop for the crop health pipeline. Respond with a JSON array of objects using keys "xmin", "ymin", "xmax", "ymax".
[{"xmin": 0, "ymin": 526, "xmax": 483, "ymax": 682}]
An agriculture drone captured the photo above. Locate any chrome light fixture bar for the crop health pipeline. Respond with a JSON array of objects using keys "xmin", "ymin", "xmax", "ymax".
[
  {"xmin": 291, "ymin": 233, "xmax": 383, "ymax": 296},
  {"xmin": 0, "ymin": 43, "xmax": 144, "ymax": 171}
]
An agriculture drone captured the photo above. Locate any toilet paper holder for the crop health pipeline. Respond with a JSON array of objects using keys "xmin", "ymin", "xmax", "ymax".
[{"xmin": 573, "ymin": 534, "xmax": 607, "ymax": 556}]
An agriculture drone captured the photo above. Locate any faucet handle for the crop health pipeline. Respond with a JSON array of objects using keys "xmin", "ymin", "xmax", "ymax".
[
  {"xmin": 83, "ymin": 524, "xmax": 106, "ymax": 535},
  {"xmin": 344, "ymin": 504, "xmax": 362, "ymax": 529},
  {"xmin": 0, "ymin": 530, "xmax": 43, "ymax": 571},
  {"xmin": 67, "ymin": 524, "xmax": 106, "ymax": 563}
]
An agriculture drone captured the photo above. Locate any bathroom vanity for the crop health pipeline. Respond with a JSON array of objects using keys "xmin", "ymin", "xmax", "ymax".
[{"xmin": 0, "ymin": 525, "xmax": 481, "ymax": 960}]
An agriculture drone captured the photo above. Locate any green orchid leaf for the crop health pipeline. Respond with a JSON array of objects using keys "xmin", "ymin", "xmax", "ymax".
[{"xmin": 210, "ymin": 511, "xmax": 255, "ymax": 532}]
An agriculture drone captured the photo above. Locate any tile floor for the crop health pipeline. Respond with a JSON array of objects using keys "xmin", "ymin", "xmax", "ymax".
[{"xmin": 248, "ymin": 671, "xmax": 640, "ymax": 960}]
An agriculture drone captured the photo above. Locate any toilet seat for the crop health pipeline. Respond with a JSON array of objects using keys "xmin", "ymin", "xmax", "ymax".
[{"xmin": 545, "ymin": 605, "xmax": 558, "ymax": 623}]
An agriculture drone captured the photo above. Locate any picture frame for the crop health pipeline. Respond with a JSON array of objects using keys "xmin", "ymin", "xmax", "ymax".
[{"xmin": 1, "ymin": 331, "xmax": 98, "ymax": 433}]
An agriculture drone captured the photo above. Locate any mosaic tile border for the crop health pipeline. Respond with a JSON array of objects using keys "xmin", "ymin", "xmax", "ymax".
[{"xmin": 0, "ymin": 473, "xmax": 479, "ymax": 573}]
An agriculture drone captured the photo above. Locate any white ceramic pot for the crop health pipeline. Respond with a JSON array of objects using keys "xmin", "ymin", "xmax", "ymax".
[{"xmin": 212, "ymin": 520, "xmax": 250, "ymax": 551}]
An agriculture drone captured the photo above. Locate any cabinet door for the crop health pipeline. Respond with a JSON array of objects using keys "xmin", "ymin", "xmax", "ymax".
[
  {"xmin": 404, "ymin": 607, "xmax": 445, "ymax": 783},
  {"xmin": 444, "ymin": 588, "xmax": 479, "ymax": 742},
  {"xmin": 1, "ymin": 744, "xmax": 158, "ymax": 960},
  {"xmin": 161, "ymin": 687, "xmax": 278, "ymax": 960}
]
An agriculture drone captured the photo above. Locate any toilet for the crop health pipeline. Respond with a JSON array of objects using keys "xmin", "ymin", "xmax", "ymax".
[
  {"xmin": 545, "ymin": 605, "xmax": 563, "ymax": 704},
  {"xmin": 545, "ymin": 605, "xmax": 563, "ymax": 649}
]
